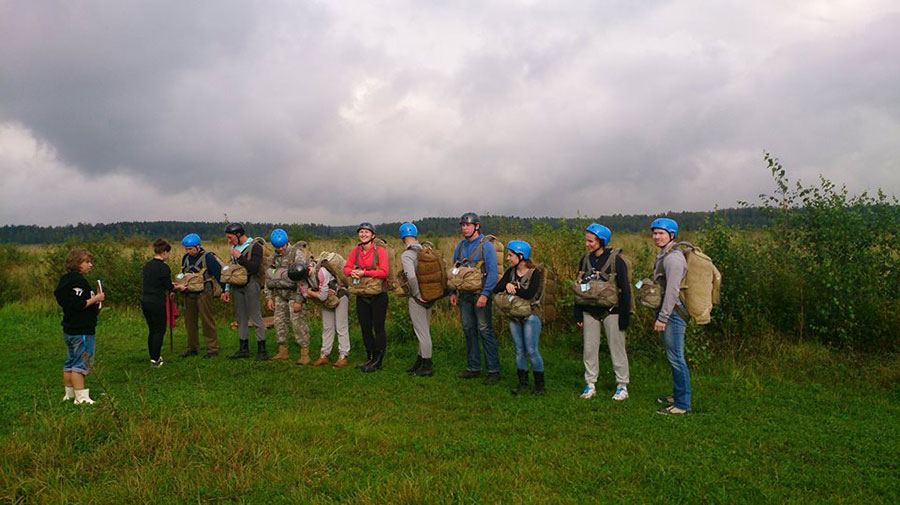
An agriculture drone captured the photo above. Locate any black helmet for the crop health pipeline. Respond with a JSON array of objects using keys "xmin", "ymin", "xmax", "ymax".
[
  {"xmin": 224, "ymin": 222, "xmax": 245, "ymax": 235},
  {"xmin": 287, "ymin": 263, "xmax": 308, "ymax": 282},
  {"xmin": 459, "ymin": 212, "xmax": 480, "ymax": 225},
  {"xmin": 357, "ymin": 222, "xmax": 376, "ymax": 234}
]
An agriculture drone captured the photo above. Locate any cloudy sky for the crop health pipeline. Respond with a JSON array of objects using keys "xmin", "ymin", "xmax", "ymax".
[{"xmin": 1, "ymin": 0, "xmax": 898, "ymax": 226}]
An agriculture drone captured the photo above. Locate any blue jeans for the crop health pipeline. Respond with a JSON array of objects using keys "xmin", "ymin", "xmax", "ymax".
[
  {"xmin": 63, "ymin": 333, "xmax": 95, "ymax": 375},
  {"xmin": 509, "ymin": 315, "xmax": 543, "ymax": 372},
  {"xmin": 458, "ymin": 292, "xmax": 500, "ymax": 373},
  {"xmin": 661, "ymin": 311, "xmax": 691, "ymax": 410}
]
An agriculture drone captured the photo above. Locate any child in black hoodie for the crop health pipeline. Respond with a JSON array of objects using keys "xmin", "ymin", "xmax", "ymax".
[{"xmin": 54, "ymin": 248, "xmax": 105, "ymax": 405}]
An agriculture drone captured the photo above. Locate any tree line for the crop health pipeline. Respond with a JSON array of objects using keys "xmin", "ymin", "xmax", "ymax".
[{"xmin": 0, "ymin": 208, "xmax": 770, "ymax": 244}]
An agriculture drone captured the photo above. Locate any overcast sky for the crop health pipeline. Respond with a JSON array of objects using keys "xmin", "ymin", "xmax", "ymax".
[{"xmin": 1, "ymin": 0, "xmax": 898, "ymax": 227}]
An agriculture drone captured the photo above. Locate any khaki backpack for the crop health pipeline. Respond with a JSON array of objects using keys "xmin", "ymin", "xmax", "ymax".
[
  {"xmin": 312, "ymin": 251, "xmax": 348, "ymax": 309},
  {"xmin": 636, "ymin": 241, "xmax": 721, "ymax": 325},
  {"xmin": 493, "ymin": 264, "xmax": 556, "ymax": 320},
  {"xmin": 347, "ymin": 240, "xmax": 392, "ymax": 296},
  {"xmin": 266, "ymin": 241, "xmax": 313, "ymax": 290},
  {"xmin": 447, "ymin": 234, "xmax": 504, "ymax": 293},
  {"xmin": 573, "ymin": 249, "xmax": 636, "ymax": 313},
  {"xmin": 220, "ymin": 237, "xmax": 268, "ymax": 286},
  {"xmin": 395, "ymin": 241, "xmax": 448, "ymax": 302},
  {"xmin": 176, "ymin": 250, "xmax": 224, "ymax": 297}
]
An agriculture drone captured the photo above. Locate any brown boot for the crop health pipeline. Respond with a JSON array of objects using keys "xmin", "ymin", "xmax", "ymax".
[
  {"xmin": 310, "ymin": 356, "xmax": 330, "ymax": 367},
  {"xmin": 270, "ymin": 344, "xmax": 290, "ymax": 361},
  {"xmin": 332, "ymin": 355, "xmax": 349, "ymax": 368},
  {"xmin": 296, "ymin": 347, "xmax": 311, "ymax": 366}
]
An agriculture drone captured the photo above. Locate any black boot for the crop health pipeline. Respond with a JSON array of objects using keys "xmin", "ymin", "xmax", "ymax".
[
  {"xmin": 413, "ymin": 358, "xmax": 433, "ymax": 377},
  {"xmin": 356, "ymin": 352, "xmax": 374, "ymax": 370},
  {"xmin": 228, "ymin": 339, "xmax": 250, "ymax": 359},
  {"xmin": 255, "ymin": 340, "xmax": 268, "ymax": 361},
  {"xmin": 361, "ymin": 352, "xmax": 383, "ymax": 373},
  {"xmin": 510, "ymin": 369, "xmax": 530, "ymax": 395},
  {"xmin": 532, "ymin": 371, "xmax": 546, "ymax": 395},
  {"xmin": 406, "ymin": 355, "xmax": 423, "ymax": 374}
]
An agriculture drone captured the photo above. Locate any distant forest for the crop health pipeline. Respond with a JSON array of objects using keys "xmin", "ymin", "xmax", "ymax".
[{"xmin": 1, "ymin": 208, "xmax": 769, "ymax": 244}]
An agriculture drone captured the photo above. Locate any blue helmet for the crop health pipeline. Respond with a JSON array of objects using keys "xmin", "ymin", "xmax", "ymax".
[
  {"xmin": 270, "ymin": 228, "xmax": 289, "ymax": 248},
  {"xmin": 399, "ymin": 222, "xmax": 418, "ymax": 238},
  {"xmin": 182, "ymin": 233, "xmax": 201, "ymax": 247},
  {"xmin": 507, "ymin": 240, "xmax": 532, "ymax": 260},
  {"xmin": 585, "ymin": 223, "xmax": 611, "ymax": 246},
  {"xmin": 650, "ymin": 217, "xmax": 678, "ymax": 238}
]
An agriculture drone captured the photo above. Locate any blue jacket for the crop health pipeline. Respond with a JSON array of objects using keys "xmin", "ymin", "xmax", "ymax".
[{"xmin": 452, "ymin": 234, "xmax": 498, "ymax": 296}]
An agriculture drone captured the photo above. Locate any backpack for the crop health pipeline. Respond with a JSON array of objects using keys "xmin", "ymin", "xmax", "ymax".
[
  {"xmin": 637, "ymin": 242, "xmax": 721, "ymax": 325},
  {"xmin": 310, "ymin": 252, "xmax": 347, "ymax": 309},
  {"xmin": 347, "ymin": 240, "xmax": 391, "ymax": 296},
  {"xmin": 395, "ymin": 241, "xmax": 448, "ymax": 302},
  {"xmin": 220, "ymin": 237, "xmax": 268, "ymax": 286},
  {"xmin": 317, "ymin": 251, "xmax": 349, "ymax": 288},
  {"xmin": 573, "ymin": 249, "xmax": 636, "ymax": 313},
  {"xmin": 536, "ymin": 265, "xmax": 558, "ymax": 322},
  {"xmin": 266, "ymin": 241, "xmax": 313, "ymax": 290},
  {"xmin": 447, "ymin": 234, "xmax": 505, "ymax": 292},
  {"xmin": 493, "ymin": 264, "xmax": 556, "ymax": 320},
  {"xmin": 176, "ymin": 250, "xmax": 224, "ymax": 297}
]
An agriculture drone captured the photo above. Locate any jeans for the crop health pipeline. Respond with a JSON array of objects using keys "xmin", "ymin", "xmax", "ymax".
[
  {"xmin": 509, "ymin": 315, "xmax": 543, "ymax": 372},
  {"xmin": 458, "ymin": 292, "xmax": 500, "ymax": 373},
  {"xmin": 661, "ymin": 310, "xmax": 691, "ymax": 410},
  {"xmin": 63, "ymin": 333, "xmax": 95, "ymax": 375}
]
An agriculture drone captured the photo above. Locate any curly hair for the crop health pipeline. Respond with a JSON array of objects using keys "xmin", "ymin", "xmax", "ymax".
[{"xmin": 65, "ymin": 249, "xmax": 94, "ymax": 272}]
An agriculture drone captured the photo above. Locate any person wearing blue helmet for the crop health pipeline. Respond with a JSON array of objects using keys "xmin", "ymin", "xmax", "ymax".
[
  {"xmin": 398, "ymin": 222, "xmax": 435, "ymax": 377},
  {"xmin": 576, "ymin": 224, "xmax": 632, "ymax": 401},
  {"xmin": 650, "ymin": 217, "xmax": 690, "ymax": 415},
  {"xmin": 450, "ymin": 212, "xmax": 501, "ymax": 385},
  {"xmin": 264, "ymin": 229, "xmax": 312, "ymax": 364},
  {"xmin": 178, "ymin": 233, "xmax": 225, "ymax": 358},
  {"xmin": 493, "ymin": 240, "xmax": 545, "ymax": 395}
]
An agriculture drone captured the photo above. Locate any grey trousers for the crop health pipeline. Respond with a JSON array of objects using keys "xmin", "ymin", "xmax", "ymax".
[
  {"xmin": 583, "ymin": 312, "xmax": 629, "ymax": 386},
  {"xmin": 408, "ymin": 298, "xmax": 433, "ymax": 359},
  {"xmin": 233, "ymin": 280, "xmax": 266, "ymax": 342},
  {"xmin": 320, "ymin": 296, "xmax": 350, "ymax": 357}
]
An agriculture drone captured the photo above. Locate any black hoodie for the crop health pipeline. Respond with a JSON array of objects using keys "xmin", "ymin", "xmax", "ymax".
[{"xmin": 54, "ymin": 272, "xmax": 99, "ymax": 335}]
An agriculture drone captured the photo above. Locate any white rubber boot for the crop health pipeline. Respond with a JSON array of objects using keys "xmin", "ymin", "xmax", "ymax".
[
  {"xmin": 62, "ymin": 386, "xmax": 75, "ymax": 401},
  {"xmin": 74, "ymin": 389, "xmax": 95, "ymax": 405}
]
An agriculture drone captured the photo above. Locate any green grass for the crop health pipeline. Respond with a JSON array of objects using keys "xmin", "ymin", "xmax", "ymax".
[{"xmin": 1, "ymin": 304, "xmax": 898, "ymax": 504}]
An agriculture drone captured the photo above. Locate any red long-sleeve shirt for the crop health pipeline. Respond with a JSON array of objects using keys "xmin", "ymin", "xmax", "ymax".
[{"xmin": 344, "ymin": 243, "xmax": 389, "ymax": 279}]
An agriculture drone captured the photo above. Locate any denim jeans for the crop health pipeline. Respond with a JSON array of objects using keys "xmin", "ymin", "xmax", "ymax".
[
  {"xmin": 661, "ymin": 311, "xmax": 691, "ymax": 410},
  {"xmin": 509, "ymin": 314, "xmax": 543, "ymax": 372},
  {"xmin": 63, "ymin": 333, "xmax": 95, "ymax": 375},
  {"xmin": 458, "ymin": 292, "xmax": 500, "ymax": 373}
]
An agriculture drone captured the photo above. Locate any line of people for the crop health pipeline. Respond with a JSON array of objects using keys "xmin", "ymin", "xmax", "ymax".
[{"xmin": 56, "ymin": 214, "xmax": 692, "ymax": 415}]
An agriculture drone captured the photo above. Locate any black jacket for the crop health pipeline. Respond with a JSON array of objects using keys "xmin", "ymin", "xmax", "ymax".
[{"xmin": 54, "ymin": 272, "xmax": 99, "ymax": 335}]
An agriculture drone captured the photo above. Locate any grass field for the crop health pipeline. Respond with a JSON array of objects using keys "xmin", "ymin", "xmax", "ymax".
[{"xmin": 1, "ymin": 303, "xmax": 898, "ymax": 504}]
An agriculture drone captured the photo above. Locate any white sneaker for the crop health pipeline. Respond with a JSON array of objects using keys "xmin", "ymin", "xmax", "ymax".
[
  {"xmin": 612, "ymin": 386, "xmax": 629, "ymax": 401},
  {"xmin": 62, "ymin": 386, "xmax": 75, "ymax": 402},
  {"xmin": 580, "ymin": 383, "xmax": 596, "ymax": 399},
  {"xmin": 73, "ymin": 388, "xmax": 95, "ymax": 405},
  {"xmin": 150, "ymin": 358, "xmax": 164, "ymax": 368}
]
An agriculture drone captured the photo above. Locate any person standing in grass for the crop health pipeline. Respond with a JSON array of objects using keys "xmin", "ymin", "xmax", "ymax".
[
  {"xmin": 142, "ymin": 238, "xmax": 184, "ymax": 368},
  {"xmin": 493, "ymin": 240, "xmax": 545, "ymax": 395},
  {"xmin": 178, "ymin": 233, "xmax": 223, "ymax": 358},
  {"xmin": 305, "ymin": 258, "xmax": 351, "ymax": 368},
  {"xmin": 450, "ymin": 212, "xmax": 501, "ymax": 385},
  {"xmin": 575, "ymin": 224, "xmax": 632, "ymax": 402},
  {"xmin": 344, "ymin": 222, "xmax": 390, "ymax": 373},
  {"xmin": 398, "ymin": 222, "xmax": 434, "ymax": 377},
  {"xmin": 221, "ymin": 223, "xmax": 268, "ymax": 360},
  {"xmin": 264, "ymin": 228, "xmax": 312, "ymax": 364},
  {"xmin": 55, "ymin": 248, "xmax": 105, "ymax": 405},
  {"xmin": 650, "ymin": 217, "xmax": 690, "ymax": 415}
]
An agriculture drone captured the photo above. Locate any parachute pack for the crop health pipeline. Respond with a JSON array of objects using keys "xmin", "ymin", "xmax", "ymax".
[
  {"xmin": 636, "ymin": 241, "xmax": 721, "ymax": 325},
  {"xmin": 265, "ymin": 241, "xmax": 313, "ymax": 290},
  {"xmin": 447, "ymin": 234, "xmax": 504, "ymax": 293},
  {"xmin": 395, "ymin": 241, "xmax": 448, "ymax": 302},
  {"xmin": 175, "ymin": 250, "xmax": 224, "ymax": 297},
  {"xmin": 311, "ymin": 251, "xmax": 348, "ymax": 309},
  {"xmin": 493, "ymin": 264, "xmax": 557, "ymax": 321},
  {"xmin": 346, "ymin": 239, "xmax": 393, "ymax": 297},
  {"xmin": 573, "ymin": 248, "xmax": 636, "ymax": 313},
  {"xmin": 220, "ymin": 237, "xmax": 268, "ymax": 286}
]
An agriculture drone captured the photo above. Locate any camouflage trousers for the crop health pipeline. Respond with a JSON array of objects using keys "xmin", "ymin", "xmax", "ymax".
[{"xmin": 272, "ymin": 294, "xmax": 310, "ymax": 347}]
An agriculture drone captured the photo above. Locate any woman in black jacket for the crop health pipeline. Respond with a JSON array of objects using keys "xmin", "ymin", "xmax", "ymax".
[
  {"xmin": 54, "ymin": 248, "xmax": 105, "ymax": 405},
  {"xmin": 142, "ymin": 239, "xmax": 184, "ymax": 367}
]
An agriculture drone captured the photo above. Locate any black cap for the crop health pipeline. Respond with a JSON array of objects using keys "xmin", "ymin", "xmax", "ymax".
[{"xmin": 224, "ymin": 222, "xmax": 245, "ymax": 235}]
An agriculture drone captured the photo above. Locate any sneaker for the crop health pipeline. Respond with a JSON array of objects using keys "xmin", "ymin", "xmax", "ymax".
[
  {"xmin": 656, "ymin": 395, "xmax": 675, "ymax": 405},
  {"xmin": 150, "ymin": 358, "xmax": 164, "ymax": 368},
  {"xmin": 657, "ymin": 405, "xmax": 689, "ymax": 415},
  {"xmin": 457, "ymin": 369, "xmax": 481, "ymax": 379},
  {"xmin": 612, "ymin": 386, "xmax": 629, "ymax": 401},
  {"xmin": 580, "ymin": 384, "xmax": 596, "ymax": 399}
]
